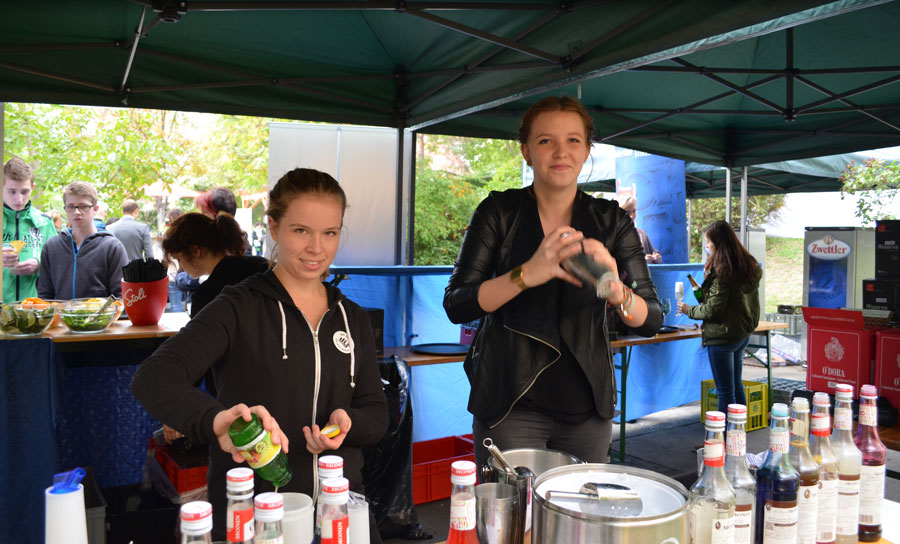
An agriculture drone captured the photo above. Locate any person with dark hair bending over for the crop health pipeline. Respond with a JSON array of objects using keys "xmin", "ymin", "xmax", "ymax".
[
  {"xmin": 132, "ymin": 169, "xmax": 388, "ymax": 542},
  {"xmin": 678, "ymin": 220, "xmax": 762, "ymax": 412},
  {"xmin": 444, "ymin": 96, "xmax": 663, "ymax": 469}
]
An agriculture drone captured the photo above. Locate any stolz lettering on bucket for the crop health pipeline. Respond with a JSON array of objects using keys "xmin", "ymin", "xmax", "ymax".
[
  {"xmin": 124, "ymin": 288, "xmax": 148, "ymax": 307},
  {"xmin": 822, "ymin": 366, "xmax": 846, "ymax": 378}
]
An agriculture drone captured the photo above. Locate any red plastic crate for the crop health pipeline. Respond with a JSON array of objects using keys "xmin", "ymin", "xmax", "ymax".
[
  {"xmin": 412, "ymin": 434, "xmax": 474, "ymax": 504},
  {"xmin": 149, "ymin": 439, "xmax": 208, "ymax": 494}
]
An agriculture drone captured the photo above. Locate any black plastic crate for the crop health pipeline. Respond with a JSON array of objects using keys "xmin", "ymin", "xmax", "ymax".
[{"xmin": 104, "ymin": 484, "xmax": 178, "ymax": 544}]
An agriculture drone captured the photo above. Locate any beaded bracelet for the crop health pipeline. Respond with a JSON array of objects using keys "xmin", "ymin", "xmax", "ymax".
[{"xmin": 619, "ymin": 287, "xmax": 636, "ymax": 321}]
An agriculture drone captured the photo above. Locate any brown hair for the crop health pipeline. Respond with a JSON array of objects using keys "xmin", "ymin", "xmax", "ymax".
[
  {"xmin": 195, "ymin": 186, "xmax": 237, "ymax": 216},
  {"xmin": 517, "ymin": 96, "xmax": 595, "ymax": 147},
  {"xmin": 266, "ymin": 168, "xmax": 347, "ymax": 224},
  {"xmin": 63, "ymin": 181, "xmax": 98, "ymax": 206},
  {"xmin": 121, "ymin": 199, "xmax": 140, "ymax": 214},
  {"xmin": 3, "ymin": 157, "xmax": 34, "ymax": 184},
  {"xmin": 704, "ymin": 221, "xmax": 762, "ymax": 285},
  {"xmin": 162, "ymin": 212, "xmax": 247, "ymax": 262}
]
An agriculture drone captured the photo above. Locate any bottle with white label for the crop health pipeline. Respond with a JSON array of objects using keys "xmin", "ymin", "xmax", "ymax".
[
  {"xmin": 689, "ymin": 411, "xmax": 736, "ymax": 544},
  {"xmin": 853, "ymin": 384, "xmax": 886, "ymax": 542},
  {"xmin": 319, "ymin": 478, "xmax": 350, "ymax": 544},
  {"xmin": 789, "ymin": 397, "xmax": 819, "ymax": 544},
  {"xmin": 810, "ymin": 391, "xmax": 838, "ymax": 544},
  {"xmin": 724, "ymin": 404, "xmax": 755, "ymax": 544},
  {"xmin": 755, "ymin": 402, "xmax": 799, "ymax": 544},
  {"xmin": 225, "ymin": 467, "xmax": 255, "ymax": 544},
  {"xmin": 447, "ymin": 460, "xmax": 478, "ymax": 544},
  {"xmin": 180, "ymin": 501, "xmax": 213, "ymax": 544},
  {"xmin": 832, "ymin": 383, "xmax": 862, "ymax": 544}
]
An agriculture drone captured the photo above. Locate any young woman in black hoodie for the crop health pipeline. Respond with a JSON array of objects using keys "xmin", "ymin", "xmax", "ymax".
[{"xmin": 132, "ymin": 168, "xmax": 388, "ymax": 542}]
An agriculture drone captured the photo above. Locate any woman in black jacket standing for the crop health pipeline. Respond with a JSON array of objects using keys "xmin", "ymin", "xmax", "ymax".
[
  {"xmin": 677, "ymin": 221, "xmax": 761, "ymax": 412},
  {"xmin": 444, "ymin": 96, "xmax": 663, "ymax": 468}
]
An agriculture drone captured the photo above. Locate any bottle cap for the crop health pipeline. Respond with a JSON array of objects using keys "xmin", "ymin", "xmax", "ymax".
[
  {"xmin": 791, "ymin": 397, "xmax": 809, "ymax": 412},
  {"xmin": 318, "ymin": 455, "xmax": 344, "ymax": 479},
  {"xmin": 771, "ymin": 403, "xmax": 789, "ymax": 418},
  {"xmin": 450, "ymin": 460, "xmax": 477, "ymax": 486},
  {"xmin": 322, "ymin": 477, "xmax": 350, "ymax": 505},
  {"xmin": 860, "ymin": 384, "xmax": 878, "ymax": 399},
  {"xmin": 180, "ymin": 501, "xmax": 213, "ymax": 534},
  {"xmin": 835, "ymin": 383, "xmax": 854, "ymax": 399},
  {"xmin": 254, "ymin": 492, "xmax": 284, "ymax": 522},
  {"xmin": 226, "ymin": 467, "xmax": 254, "ymax": 493},
  {"xmin": 813, "ymin": 392, "xmax": 830, "ymax": 406},
  {"xmin": 726, "ymin": 404, "xmax": 747, "ymax": 421},
  {"xmin": 704, "ymin": 410, "xmax": 726, "ymax": 428}
]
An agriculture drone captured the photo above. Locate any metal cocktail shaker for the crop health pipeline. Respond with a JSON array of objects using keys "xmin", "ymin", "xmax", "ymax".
[{"xmin": 561, "ymin": 251, "xmax": 618, "ymax": 298}]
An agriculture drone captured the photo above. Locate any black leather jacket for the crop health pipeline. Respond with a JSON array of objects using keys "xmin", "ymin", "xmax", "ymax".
[{"xmin": 444, "ymin": 188, "xmax": 663, "ymax": 427}]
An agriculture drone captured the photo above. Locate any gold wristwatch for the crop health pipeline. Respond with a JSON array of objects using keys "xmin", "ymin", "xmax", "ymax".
[{"xmin": 510, "ymin": 265, "xmax": 528, "ymax": 290}]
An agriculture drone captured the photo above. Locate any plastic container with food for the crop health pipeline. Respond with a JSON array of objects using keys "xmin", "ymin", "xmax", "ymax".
[
  {"xmin": 0, "ymin": 299, "xmax": 58, "ymax": 336},
  {"xmin": 59, "ymin": 298, "xmax": 121, "ymax": 333}
]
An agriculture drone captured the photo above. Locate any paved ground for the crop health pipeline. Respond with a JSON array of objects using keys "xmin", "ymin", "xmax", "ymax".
[{"xmin": 383, "ymin": 360, "xmax": 900, "ymax": 543}]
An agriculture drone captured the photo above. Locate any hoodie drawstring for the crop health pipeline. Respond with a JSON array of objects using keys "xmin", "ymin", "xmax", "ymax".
[
  {"xmin": 277, "ymin": 301, "xmax": 288, "ymax": 359},
  {"xmin": 337, "ymin": 301, "xmax": 356, "ymax": 388}
]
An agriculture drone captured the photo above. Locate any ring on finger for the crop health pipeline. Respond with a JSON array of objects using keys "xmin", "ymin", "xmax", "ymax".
[{"xmin": 560, "ymin": 232, "xmax": 570, "ymax": 239}]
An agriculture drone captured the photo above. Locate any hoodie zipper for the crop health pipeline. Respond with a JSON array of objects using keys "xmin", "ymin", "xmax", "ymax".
[
  {"xmin": 14, "ymin": 210, "xmax": 21, "ymax": 300},
  {"xmin": 301, "ymin": 307, "xmax": 330, "ymax": 502},
  {"xmin": 489, "ymin": 325, "xmax": 561, "ymax": 429}
]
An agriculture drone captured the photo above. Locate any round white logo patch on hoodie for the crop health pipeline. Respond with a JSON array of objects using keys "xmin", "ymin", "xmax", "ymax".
[{"xmin": 333, "ymin": 331, "xmax": 352, "ymax": 354}]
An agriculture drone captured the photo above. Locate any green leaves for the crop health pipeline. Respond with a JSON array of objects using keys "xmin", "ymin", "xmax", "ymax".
[{"xmin": 840, "ymin": 159, "xmax": 900, "ymax": 226}]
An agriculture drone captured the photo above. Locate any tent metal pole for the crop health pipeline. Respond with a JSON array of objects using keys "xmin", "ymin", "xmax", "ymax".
[
  {"xmin": 741, "ymin": 166, "xmax": 749, "ymax": 247},
  {"xmin": 725, "ymin": 168, "xmax": 732, "ymax": 223},
  {"xmin": 687, "ymin": 197, "xmax": 692, "ymax": 260},
  {"xmin": 119, "ymin": 7, "xmax": 147, "ymax": 93},
  {"xmin": 395, "ymin": 125, "xmax": 405, "ymax": 266},
  {"xmin": 406, "ymin": 131, "xmax": 417, "ymax": 266},
  {"xmin": 0, "ymin": 102, "xmax": 4, "ymax": 302}
]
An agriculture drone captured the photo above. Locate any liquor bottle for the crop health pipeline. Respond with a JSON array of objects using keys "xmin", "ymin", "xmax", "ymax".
[
  {"xmin": 319, "ymin": 478, "xmax": 350, "ymax": 544},
  {"xmin": 315, "ymin": 455, "xmax": 344, "ymax": 543},
  {"xmin": 724, "ymin": 404, "xmax": 755, "ymax": 544},
  {"xmin": 689, "ymin": 411, "xmax": 736, "ymax": 544},
  {"xmin": 687, "ymin": 273, "xmax": 703, "ymax": 303},
  {"xmin": 810, "ymin": 392, "xmax": 838, "ymax": 544},
  {"xmin": 755, "ymin": 402, "xmax": 800, "ymax": 544},
  {"xmin": 832, "ymin": 384, "xmax": 862, "ymax": 544},
  {"xmin": 180, "ymin": 501, "xmax": 213, "ymax": 544},
  {"xmin": 228, "ymin": 413, "xmax": 293, "ymax": 488},
  {"xmin": 789, "ymin": 397, "xmax": 819, "ymax": 544},
  {"xmin": 854, "ymin": 384, "xmax": 887, "ymax": 542},
  {"xmin": 226, "ymin": 467, "xmax": 255, "ymax": 544},
  {"xmin": 447, "ymin": 460, "xmax": 478, "ymax": 544},
  {"xmin": 254, "ymin": 492, "xmax": 284, "ymax": 544}
]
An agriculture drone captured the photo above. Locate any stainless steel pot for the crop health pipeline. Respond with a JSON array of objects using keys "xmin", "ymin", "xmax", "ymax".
[
  {"xmin": 481, "ymin": 448, "xmax": 583, "ymax": 483},
  {"xmin": 532, "ymin": 464, "xmax": 688, "ymax": 544}
]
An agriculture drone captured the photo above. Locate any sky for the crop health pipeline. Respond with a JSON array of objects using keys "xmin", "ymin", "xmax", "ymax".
[{"xmin": 765, "ymin": 191, "xmax": 900, "ymax": 238}]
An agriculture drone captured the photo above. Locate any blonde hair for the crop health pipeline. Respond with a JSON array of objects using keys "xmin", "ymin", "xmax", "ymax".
[
  {"xmin": 3, "ymin": 157, "xmax": 34, "ymax": 184},
  {"xmin": 63, "ymin": 181, "xmax": 98, "ymax": 206}
]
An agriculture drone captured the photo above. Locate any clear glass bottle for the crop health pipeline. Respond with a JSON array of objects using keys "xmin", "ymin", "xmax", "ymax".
[
  {"xmin": 447, "ymin": 460, "xmax": 478, "ymax": 544},
  {"xmin": 810, "ymin": 392, "xmax": 838, "ymax": 544},
  {"xmin": 790, "ymin": 397, "xmax": 819, "ymax": 544},
  {"xmin": 315, "ymin": 455, "xmax": 344, "ymax": 543},
  {"xmin": 755, "ymin": 402, "xmax": 800, "ymax": 544},
  {"xmin": 180, "ymin": 501, "xmax": 213, "ymax": 544},
  {"xmin": 254, "ymin": 492, "xmax": 284, "ymax": 544},
  {"xmin": 226, "ymin": 467, "xmax": 255, "ymax": 544},
  {"xmin": 854, "ymin": 384, "xmax": 887, "ymax": 542},
  {"xmin": 832, "ymin": 383, "xmax": 862, "ymax": 544},
  {"xmin": 319, "ymin": 477, "xmax": 350, "ymax": 544},
  {"xmin": 724, "ymin": 404, "xmax": 755, "ymax": 544},
  {"xmin": 689, "ymin": 410, "xmax": 736, "ymax": 544}
]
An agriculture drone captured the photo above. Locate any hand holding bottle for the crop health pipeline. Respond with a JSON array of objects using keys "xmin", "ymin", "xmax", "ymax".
[
  {"xmin": 522, "ymin": 227, "xmax": 585, "ymax": 288},
  {"xmin": 214, "ymin": 403, "xmax": 290, "ymax": 463},
  {"xmin": 303, "ymin": 408, "xmax": 352, "ymax": 454}
]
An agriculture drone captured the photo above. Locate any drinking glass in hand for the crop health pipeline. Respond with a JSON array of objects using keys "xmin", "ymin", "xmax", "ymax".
[{"xmin": 674, "ymin": 282, "xmax": 684, "ymax": 315}]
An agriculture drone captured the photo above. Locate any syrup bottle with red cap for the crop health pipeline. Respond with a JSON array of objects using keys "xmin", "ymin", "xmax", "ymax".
[{"xmin": 447, "ymin": 460, "xmax": 478, "ymax": 544}]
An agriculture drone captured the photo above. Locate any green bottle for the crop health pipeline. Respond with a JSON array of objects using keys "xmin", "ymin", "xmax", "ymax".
[
  {"xmin": 687, "ymin": 274, "xmax": 703, "ymax": 303},
  {"xmin": 228, "ymin": 413, "xmax": 293, "ymax": 488}
]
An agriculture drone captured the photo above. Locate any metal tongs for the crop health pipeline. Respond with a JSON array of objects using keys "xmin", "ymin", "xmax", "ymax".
[
  {"xmin": 83, "ymin": 295, "xmax": 117, "ymax": 327},
  {"xmin": 546, "ymin": 482, "xmax": 643, "ymax": 516},
  {"xmin": 483, "ymin": 438, "xmax": 516, "ymax": 474}
]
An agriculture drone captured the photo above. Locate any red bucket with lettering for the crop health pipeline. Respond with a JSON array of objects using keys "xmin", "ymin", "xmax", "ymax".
[{"xmin": 122, "ymin": 277, "xmax": 169, "ymax": 326}]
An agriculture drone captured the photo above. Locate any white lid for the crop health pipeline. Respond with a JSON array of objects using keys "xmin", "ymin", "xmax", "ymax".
[
  {"xmin": 180, "ymin": 501, "xmax": 213, "ymax": 534},
  {"xmin": 226, "ymin": 467, "xmax": 254, "ymax": 492},
  {"xmin": 254, "ymin": 492, "xmax": 284, "ymax": 522},
  {"xmin": 813, "ymin": 392, "xmax": 830, "ymax": 405},
  {"xmin": 318, "ymin": 455, "xmax": 344, "ymax": 479},
  {"xmin": 860, "ymin": 384, "xmax": 878, "ymax": 399},
  {"xmin": 450, "ymin": 460, "xmax": 476, "ymax": 486},
  {"xmin": 791, "ymin": 397, "xmax": 809, "ymax": 412},
  {"xmin": 704, "ymin": 410, "xmax": 725, "ymax": 429},
  {"xmin": 321, "ymin": 477, "xmax": 350, "ymax": 505},
  {"xmin": 835, "ymin": 383, "xmax": 854, "ymax": 399},
  {"xmin": 726, "ymin": 404, "xmax": 747, "ymax": 421}
]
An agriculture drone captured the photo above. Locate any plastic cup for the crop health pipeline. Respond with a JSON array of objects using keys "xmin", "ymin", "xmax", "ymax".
[
  {"xmin": 281, "ymin": 492, "xmax": 313, "ymax": 544},
  {"xmin": 348, "ymin": 498, "xmax": 370, "ymax": 544}
]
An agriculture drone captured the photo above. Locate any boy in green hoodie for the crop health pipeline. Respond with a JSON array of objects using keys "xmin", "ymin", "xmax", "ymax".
[{"xmin": 2, "ymin": 157, "xmax": 58, "ymax": 302}]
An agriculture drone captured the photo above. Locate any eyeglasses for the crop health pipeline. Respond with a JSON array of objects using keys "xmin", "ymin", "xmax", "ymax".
[{"xmin": 64, "ymin": 204, "xmax": 93, "ymax": 213}]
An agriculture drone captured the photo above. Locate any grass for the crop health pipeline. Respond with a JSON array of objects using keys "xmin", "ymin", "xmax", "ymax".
[{"xmin": 764, "ymin": 237, "xmax": 803, "ymax": 314}]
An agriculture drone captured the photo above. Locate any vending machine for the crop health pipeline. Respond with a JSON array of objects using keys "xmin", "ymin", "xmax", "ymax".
[{"xmin": 801, "ymin": 227, "xmax": 875, "ymax": 356}]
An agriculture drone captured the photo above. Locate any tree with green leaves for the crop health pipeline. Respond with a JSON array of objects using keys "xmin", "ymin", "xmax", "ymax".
[
  {"xmin": 687, "ymin": 195, "xmax": 786, "ymax": 262},
  {"xmin": 840, "ymin": 158, "xmax": 900, "ymax": 225}
]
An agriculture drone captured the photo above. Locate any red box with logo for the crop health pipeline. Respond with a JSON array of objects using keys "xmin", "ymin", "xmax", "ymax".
[
  {"xmin": 803, "ymin": 307, "xmax": 877, "ymax": 398},
  {"xmin": 875, "ymin": 329, "xmax": 900, "ymax": 409}
]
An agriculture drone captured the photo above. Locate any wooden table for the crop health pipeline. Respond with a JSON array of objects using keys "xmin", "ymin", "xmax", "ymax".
[
  {"xmin": 42, "ymin": 311, "xmax": 189, "ymax": 344},
  {"xmin": 384, "ymin": 345, "xmax": 468, "ymax": 367},
  {"xmin": 609, "ymin": 320, "xmax": 788, "ymax": 463}
]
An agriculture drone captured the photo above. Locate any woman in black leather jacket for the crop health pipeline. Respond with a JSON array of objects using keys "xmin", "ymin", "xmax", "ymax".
[{"xmin": 444, "ymin": 96, "xmax": 663, "ymax": 468}]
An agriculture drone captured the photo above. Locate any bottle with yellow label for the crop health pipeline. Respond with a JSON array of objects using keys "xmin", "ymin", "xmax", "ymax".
[{"xmin": 228, "ymin": 413, "xmax": 293, "ymax": 488}]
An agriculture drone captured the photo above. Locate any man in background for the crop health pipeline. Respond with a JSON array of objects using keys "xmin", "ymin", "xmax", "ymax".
[
  {"xmin": 2, "ymin": 157, "xmax": 58, "ymax": 302},
  {"xmin": 618, "ymin": 195, "xmax": 663, "ymax": 264},
  {"xmin": 108, "ymin": 199, "xmax": 153, "ymax": 261}
]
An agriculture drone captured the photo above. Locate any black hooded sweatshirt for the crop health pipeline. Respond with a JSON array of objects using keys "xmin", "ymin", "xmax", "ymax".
[{"xmin": 131, "ymin": 270, "xmax": 388, "ymax": 536}]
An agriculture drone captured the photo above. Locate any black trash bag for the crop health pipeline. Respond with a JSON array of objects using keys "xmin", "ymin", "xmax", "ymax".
[{"xmin": 363, "ymin": 356, "xmax": 432, "ymax": 540}]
